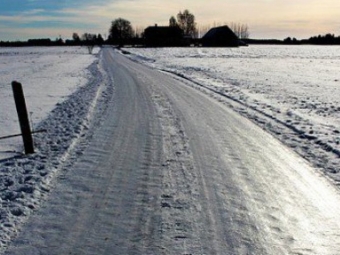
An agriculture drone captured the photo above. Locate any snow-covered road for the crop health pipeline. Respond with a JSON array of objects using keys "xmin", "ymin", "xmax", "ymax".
[{"xmin": 5, "ymin": 48, "xmax": 340, "ymax": 255}]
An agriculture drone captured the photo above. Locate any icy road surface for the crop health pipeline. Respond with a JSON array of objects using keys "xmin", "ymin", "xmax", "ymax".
[{"xmin": 5, "ymin": 48, "xmax": 340, "ymax": 255}]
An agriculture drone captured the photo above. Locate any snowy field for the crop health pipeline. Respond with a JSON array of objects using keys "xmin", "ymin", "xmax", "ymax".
[
  {"xmin": 0, "ymin": 46, "xmax": 106, "ymax": 251},
  {"xmin": 123, "ymin": 45, "xmax": 340, "ymax": 183},
  {"xmin": 0, "ymin": 46, "xmax": 99, "ymax": 158}
]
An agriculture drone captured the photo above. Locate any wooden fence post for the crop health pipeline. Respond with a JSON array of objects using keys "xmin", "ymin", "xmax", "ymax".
[{"xmin": 11, "ymin": 81, "xmax": 34, "ymax": 154}]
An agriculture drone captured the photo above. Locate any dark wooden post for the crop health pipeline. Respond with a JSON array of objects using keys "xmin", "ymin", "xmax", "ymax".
[{"xmin": 11, "ymin": 81, "xmax": 34, "ymax": 154}]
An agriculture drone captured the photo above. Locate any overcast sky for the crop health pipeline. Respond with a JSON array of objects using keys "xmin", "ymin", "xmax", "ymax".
[{"xmin": 1, "ymin": 0, "xmax": 339, "ymax": 41}]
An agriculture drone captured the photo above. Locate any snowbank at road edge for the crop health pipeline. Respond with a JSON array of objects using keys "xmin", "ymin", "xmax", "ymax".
[{"xmin": 0, "ymin": 50, "xmax": 112, "ymax": 252}]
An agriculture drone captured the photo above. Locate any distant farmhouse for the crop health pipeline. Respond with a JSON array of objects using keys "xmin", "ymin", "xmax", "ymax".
[
  {"xmin": 202, "ymin": 26, "xmax": 245, "ymax": 47},
  {"xmin": 144, "ymin": 25, "xmax": 184, "ymax": 47}
]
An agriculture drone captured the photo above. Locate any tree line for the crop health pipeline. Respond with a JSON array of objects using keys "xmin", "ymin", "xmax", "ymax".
[
  {"xmin": 107, "ymin": 10, "xmax": 250, "ymax": 40},
  {"xmin": 243, "ymin": 33, "xmax": 340, "ymax": 45},
  {"xmin": 0, "ymin": 9, "xmax": 250, "ymax": 48}
]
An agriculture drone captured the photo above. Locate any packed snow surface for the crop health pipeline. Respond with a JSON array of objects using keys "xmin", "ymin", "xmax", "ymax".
[{"xmin": 123, "ymin": 45, "xmax": 340, "ymax": 182}]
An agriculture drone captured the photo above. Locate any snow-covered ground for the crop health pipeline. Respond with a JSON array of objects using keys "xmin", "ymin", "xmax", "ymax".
[
  {"xmin": 0, "ymin": 46, "xmax": 99, "ymax": 158},
  {"xmin": 122, "ymin": 45, "xmax": 340, "ymax": 183},
  {"xmin": 0, "ymin": 46, "xmax": 108, "ymax": 251},
  {"xmin": 1, "ymin": 44, "xmax": 340, "ymax": 252}
]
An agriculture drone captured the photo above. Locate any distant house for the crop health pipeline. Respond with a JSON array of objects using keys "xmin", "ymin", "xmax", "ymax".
[
  {"xmin": 144, "ymin": 25, "xmax": 184, "ymax": 47},
  {"xmin": 202, "ymin": 26, "xmax": 243, "ymax": 47}
]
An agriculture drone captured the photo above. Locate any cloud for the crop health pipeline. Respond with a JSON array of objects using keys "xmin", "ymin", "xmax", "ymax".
[{"xmin": 22, "ymin": 9, "xmax": 45, "ymax": 15}]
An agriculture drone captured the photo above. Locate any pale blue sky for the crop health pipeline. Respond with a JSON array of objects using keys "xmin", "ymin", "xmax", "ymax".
[{"xmin": 0, "ymin": 0, "xmax": 339, "ymax": 40}]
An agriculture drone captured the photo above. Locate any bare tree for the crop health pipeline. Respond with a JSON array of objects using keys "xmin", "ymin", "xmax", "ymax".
[
  {"xmin": 109, "ymin": 18, "xmax": 134, "ymax": 45},
  {"xmin": 97, "ymin": 34, "xmax": 104, "ymax": 45},
  {"xmin": 135, "ymin": 26, "xmax": 145, "ymax": 38},
  {"xmin": 169, "ymin": 16, "xmax": 177, "ymax": 27},
  {"xmin": 72, "ymin": 32, "xmax": 80, "ymax": 42},
  {"xmin": 176, "ymin": 9, "xmax": 198, "ymax": 38},
  {"xmin": 229, "ymin": 22, "xmax": 250, "ymax": 39},
  {"xmin": 82, "ymin": 33, "xmax": 96, "ymax": 54},
  {"xmin": 198, "ymin": 25, "xmax": 212, "ymax": 38},
  {"xmin": 240, "ymin": 24, "xmax": 250, "ymax": 39}
]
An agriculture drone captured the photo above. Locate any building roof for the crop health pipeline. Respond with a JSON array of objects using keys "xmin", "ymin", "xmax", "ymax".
[
  {"xmin": 144, "ymin": 25, "xmax": 184, "ymax": 47},
  {"xmin": 202, "ymin": 26, "xmax": 240, "ymax": 47},
  {"xmin": 144, "ymin": 26, "xmax": 183, "ymax": 37}
]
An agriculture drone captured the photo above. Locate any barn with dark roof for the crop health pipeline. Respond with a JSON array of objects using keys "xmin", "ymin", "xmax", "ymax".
[{"xmin": 202, "ymin": 26, "xmax": 244, "ymax": 47}]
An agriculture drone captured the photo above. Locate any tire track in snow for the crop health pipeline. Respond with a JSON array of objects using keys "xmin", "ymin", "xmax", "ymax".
[{"xmin": 124, "ymin": 50, "xmax": 340, "ymax": 254}]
